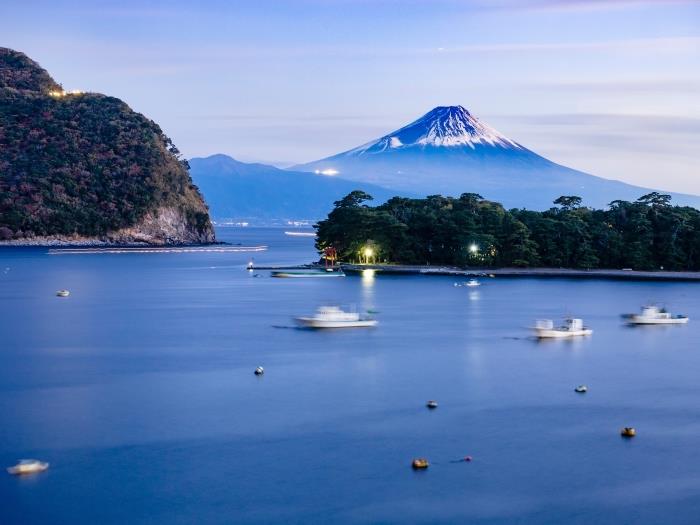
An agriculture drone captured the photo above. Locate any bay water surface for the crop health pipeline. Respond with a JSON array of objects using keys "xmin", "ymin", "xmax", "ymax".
[{"xmin": 1, "ymin": 227, "xmax": 699, "ymax": 524}]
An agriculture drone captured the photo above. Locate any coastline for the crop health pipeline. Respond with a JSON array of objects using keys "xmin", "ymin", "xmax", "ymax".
[
  {"xmin": 340, "ymin": 264, "xmax": 700, "ymax": 281},
  {"xmin": 0, "ymin": 234, "xmax": 224, "ymax": 248},
  {"xmin": 252, "ymin": 262, "xmax": 700, "ymax": 282}
]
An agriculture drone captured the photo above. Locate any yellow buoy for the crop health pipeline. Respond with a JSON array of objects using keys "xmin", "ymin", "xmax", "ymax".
[
  {"xmin": 412, "ymin": 458, "xmax": 429, "ymax": 469},
  {"xmin": 621, "ymin": 427, "xmax": 636, "ymax": 437}
]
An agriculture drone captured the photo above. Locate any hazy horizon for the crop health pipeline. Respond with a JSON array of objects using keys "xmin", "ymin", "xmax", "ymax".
[{"xmin": 2, "ymin": 0, "xmax": 699, "ymax": 194}]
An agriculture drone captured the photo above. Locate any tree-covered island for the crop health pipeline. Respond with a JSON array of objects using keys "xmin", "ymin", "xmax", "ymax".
[{"xmin": 315, "ymin": 191, "xmax": 700, "ymax": 271}]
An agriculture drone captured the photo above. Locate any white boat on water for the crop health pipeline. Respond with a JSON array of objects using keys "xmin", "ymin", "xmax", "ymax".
[
  {"xmin": 626, "ymin": 305, "xmax": 689, "ymax": 325},
  {"xmin": 296, "ymin": 306, "xmax": 378, "ymax": 329},
  {"xmin": 56, "ymin": 289, "xmax": 70, "ymax": 297},
  {"xmin": 7, "ymin": 459, "xmax": 49, "ymax": 475},
  {"xmin": 465, "ymin": 279, "xmax": 481, "ymax": 287},
  {"xmin": 271, "ymin": 269, "xmax": 345, "ymax": 278},
  {"xmin": 284, "ymin": 231, "xmax": 316, "ymax": 237},
  {"xmin": 534, "ymin": 318, "xmax": 592, "ymax": 339}
]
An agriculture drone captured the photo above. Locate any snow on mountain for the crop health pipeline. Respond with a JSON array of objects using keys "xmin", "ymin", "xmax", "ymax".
[{"xmin": 346, "ymin": 105, "xmax": 522, "ymax": 155}]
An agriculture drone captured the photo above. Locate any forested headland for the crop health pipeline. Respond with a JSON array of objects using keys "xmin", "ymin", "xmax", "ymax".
[
  {"xmin": 315, "ymin": 191, "xmax": 700, "ymax": 271},
  {"xmin": 0, "ymin": 48, "xmax": 213, "ymax": 244}
]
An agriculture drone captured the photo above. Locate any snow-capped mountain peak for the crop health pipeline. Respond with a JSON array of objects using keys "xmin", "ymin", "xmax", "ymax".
[{"xmin": 347, "ymin": 105, "xmax": 522, "ymax": 155}]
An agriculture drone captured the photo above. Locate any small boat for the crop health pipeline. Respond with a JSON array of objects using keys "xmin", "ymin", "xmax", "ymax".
[
  {"xmin": 271, "ymin": 269, "xmax": 345, "ymax": 278},
  {"xmin": 625, "ymin": 305, "xmax": 689, "ymax": 325},
  {"xmin": 7, "ymin": 459, "xmax": 49, "ymax": 475},
  {"xmin": 295, "ymin": 306, "xmax": 377, "ymax": 329},
  {"xmin": 411, "ymin": 458, "xmax": 429, "ymax": 469},
  {"xmin": 533, "ymin": 318, "xmax": 592, "ymax": 339},
  {"xmin": 465, "ymin": 279, "xmax": 481, "ymax": 287},
  {"xmin": 426, "ymin": 400, "xmax": 438, "ymax": 409},
  {"xmin": 621, "ymin": 427, "xmax": 636, "ymax": 438},
  {"xmin": 254, "ymin": 366, "xmax": 264, "ymax": 376},
  {"xmin": 56, "ymin": 290, "xmax": 70, "ymax": 297},
  {"xmin": 284, "ymin": 231, "xmax": 316, "ymax": 237},
  {"xmin": 574, "ymin": 385, "xmax": 588, "ymax": 393}
]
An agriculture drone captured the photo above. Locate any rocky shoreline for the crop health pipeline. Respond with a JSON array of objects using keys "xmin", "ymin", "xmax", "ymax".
[{"xmin": 0, "ymin": 206, "xmax": 216, "ymax": 247}]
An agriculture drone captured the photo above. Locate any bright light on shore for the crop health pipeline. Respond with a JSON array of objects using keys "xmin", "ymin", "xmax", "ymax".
[
  {"xmin": 315, "ymin": 168, "xmax": 339, "ymax": 176},
  {"xmin": 48, "ymin": 89, "xmax": 84, "ymax": 98},
  {"xmin": 469, "ymin": 243, "xmax": 479, "ymax": 253},
  {"xmin": 364, "ymin": 247, "xmax": 374, "ymax": 258}
]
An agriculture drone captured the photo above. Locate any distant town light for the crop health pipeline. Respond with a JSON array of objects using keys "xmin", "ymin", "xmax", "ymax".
[
  {"xmin": 48, "ymin": 89, "xmax": 84, "ymax": 98},
  {"xmin": 320, "ymin": 168, "xmax": 339, "ymax": 176}
]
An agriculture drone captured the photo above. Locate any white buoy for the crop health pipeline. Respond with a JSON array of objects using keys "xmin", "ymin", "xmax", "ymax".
[{"xmin": 254, "ymin": 366, "xmax": 264, "ymax": 376}]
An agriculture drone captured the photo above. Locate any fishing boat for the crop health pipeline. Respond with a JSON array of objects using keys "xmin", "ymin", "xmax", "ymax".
[
  {"xmin": 7, "ymin": 459, "xmax": 49, "ymax": 475},
  {"xmin": 625, "ymin": 305, "xmax": 689, "ymax": 325},
  {"xmin": 271, "ymin": 269, "xmax": 344, "ymax": 278},
  {"xmin": 533, "ymin": 318, "xmax": 592, "ymax": 339},
  {"xmin": 295, "ymin": 306, "xmax": 377, "ymax": 329}
]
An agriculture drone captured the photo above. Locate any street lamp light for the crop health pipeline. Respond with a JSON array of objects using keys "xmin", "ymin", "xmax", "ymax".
[
  {"xmin": 363, "ymin": 247, "xmax": 374, "ymax": 264},
  {"xmin": 469, "ymin": 243, "xmax": 479, "ymax": 254}
]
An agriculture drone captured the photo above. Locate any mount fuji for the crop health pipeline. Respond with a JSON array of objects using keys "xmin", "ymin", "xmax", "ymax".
[{"xmin": 294, "ymin": 106, "xmax": 700, "ymax": 210}]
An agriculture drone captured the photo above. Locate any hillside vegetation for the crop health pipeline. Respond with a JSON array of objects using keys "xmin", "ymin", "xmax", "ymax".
[
  {"xmin": 316, "ymin": 191, "xmax": 700, "ymax": 271},
  {"xmin": 0, "ymin": 48, "xmax": 213, "ymax": 244}
]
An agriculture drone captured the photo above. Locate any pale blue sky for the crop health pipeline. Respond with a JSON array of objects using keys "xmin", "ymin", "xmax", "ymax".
[{"xmin": 2, "ymin": 0, "xmax": 699, "ymax": 193}]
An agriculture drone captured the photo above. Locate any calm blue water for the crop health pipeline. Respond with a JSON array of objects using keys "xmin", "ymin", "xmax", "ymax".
[{"xmin": 1, "ymin": 227, "xmax": 700, "ymax": 524}]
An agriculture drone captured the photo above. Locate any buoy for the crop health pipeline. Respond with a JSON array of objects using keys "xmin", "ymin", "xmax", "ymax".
[
  {"xmin": 621, "ymin": 427, "xmax": 636, "ymax": 437},
  {"xmin": 575, "ymin": 385, "xmax": 587, "ymax": 393},
  {"xmin": 426, "ymin": 400, "xmax": 438, "ymax": 409},
  {"xmin": 254, "ymin": 366, "xmax": 264, "ymax": 376},
  {"xmin": 412, "ymin": 458, "xmax": 429, "ymax": 469}
]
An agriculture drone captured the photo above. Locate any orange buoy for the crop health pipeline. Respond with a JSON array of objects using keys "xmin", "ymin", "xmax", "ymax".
[
  {"xmin": 621, "ymin": 427, "xmax": 636, "ymax": 437},
  {"xmin": 412, "ymin": 458, "xmax": 429, "ymax": 469}
]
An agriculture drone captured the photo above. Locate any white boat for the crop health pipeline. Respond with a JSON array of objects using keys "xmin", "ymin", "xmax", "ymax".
[
  {"xmin": 271, "ymin": 269, "xmax": 344, "ymax": 278},
  {"xmin": 296, "ymin": 306, "xmax": 378, "ymax": 329},
  {"xmin": 7, "ymin": 459, "xmax": 49, "ymax": 475},
  {"xmin": 626, "ymin": 305, "xmax": 689, "ymax": 325},
  {"xmin": 284, "ymin": 231, "xmax": 316, "ymax": 237},
  {"xmin": 533, "ymin": 318, "xmax": 592, "ymax": 338},
  {"xmin": 465, "ymin": 279, "xmax": 481, "ymax": 287},
  {"xmin": 56, "ymin": 289, "xmax": 70, "ymax": 297}
]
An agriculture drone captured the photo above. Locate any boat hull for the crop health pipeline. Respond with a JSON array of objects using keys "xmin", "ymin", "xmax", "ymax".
[
  {"xmin": 295, "ymin": 318, "xmax": 378, "ymax": 329},
  {"xmin": 628, "ymin": 317, "xmax": 688, "ymax": 325},
  {"xmin": 534, "ymin": 329, "xmax": 593, "ymax": 339},
  {"xmin": 272, "ymin": 271, "xmax": 344, "ymax": 278},
  {"xmin": 7, "ymin": 462, "xmax": 49, "ymax": 475}
]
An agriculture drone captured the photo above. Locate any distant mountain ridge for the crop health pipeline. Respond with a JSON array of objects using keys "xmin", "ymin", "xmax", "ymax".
[
  {"xmin": 293, "ymin": 105, "xmax": 700, "ymax": 210},
  {"xmin": 0, "ymin": 48, "xmax": 214, "ymax": 245},
  {"xmin": 188, "ymin": 154, "xmax": 406, "ymax": 222}
]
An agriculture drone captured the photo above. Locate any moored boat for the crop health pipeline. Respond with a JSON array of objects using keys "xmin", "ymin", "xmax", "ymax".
[
  {"xmin": 7, "ymin": 459, "xmax": 49, "ymax": 475},
  {"xmin": 625, "ymin": 305, "xmax": 688, "ymax": 325},
  {"xmin": 533, "ymin": 318, "xmax": 592, "ymax": 339},
  {"xmin": 56, "ymin": 289, "xmax": 70, "ymax": 297},
  {"xmin": 295, "ymin": 306, "xmax": 377, "ymax": 329},
  {"xmin": 271, "ymin": 269, "xmax": 344, "ymax": 278}
]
